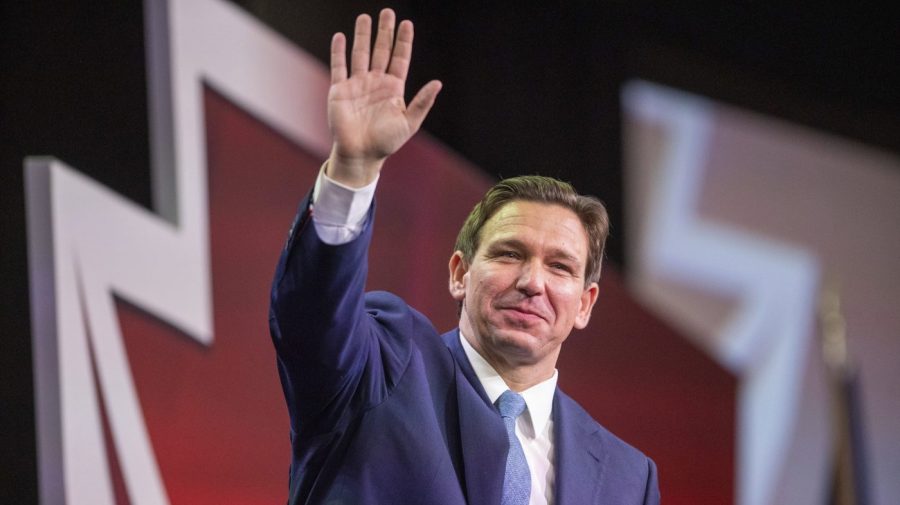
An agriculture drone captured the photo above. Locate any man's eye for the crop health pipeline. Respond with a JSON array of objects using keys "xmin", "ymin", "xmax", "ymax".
[
  {"xmin": 551, "ymin": 263, "xmax": 573, "ymax": 273},
  {"xmin": 495, "ymin": 251, "xmax": 519, "ymax": 259}
]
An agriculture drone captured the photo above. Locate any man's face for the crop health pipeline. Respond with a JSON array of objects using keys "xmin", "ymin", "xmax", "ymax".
[{"xmin": 449, "ymin": 201, "xmax": 599, "ymax": 375}]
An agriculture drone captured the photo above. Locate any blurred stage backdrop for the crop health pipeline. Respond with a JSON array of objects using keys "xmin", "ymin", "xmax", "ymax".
[{"xmin": 2, "ymin": 2, "xmax": 898, "ymax": 504}]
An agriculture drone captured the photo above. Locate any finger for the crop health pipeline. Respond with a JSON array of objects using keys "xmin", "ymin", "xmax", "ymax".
[
  {"xmin": 388, "ymin": 19, "xmax": 413, "ymax": 82},
  {"xmin": 370, "ymin": 8, "xmax": 395, "ymax": 73},
  {"xmin": 350, "ymin": 13, "xmax": 372, "ymax": 76},
  {"xmin": 406, "ymin": 80, "xmax": 442, "ymax": 133},
  {"xmin": 330, "ymin": 33, "xmax": 347, "ymax": 84}
]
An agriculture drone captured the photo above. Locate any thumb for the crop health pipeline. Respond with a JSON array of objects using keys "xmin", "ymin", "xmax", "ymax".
[{"xmin": 406, "ymin": 80, "xmax": 443, "ymax": 133}]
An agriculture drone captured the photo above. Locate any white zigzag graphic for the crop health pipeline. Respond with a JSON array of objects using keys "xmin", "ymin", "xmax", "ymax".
[
  {"xmin": 622, "ymin": 82, "xmax": 820, "ymax": 505},
  {"xmin": 26, "ymin": 0, "xmax": 332, "ymax": 503}
]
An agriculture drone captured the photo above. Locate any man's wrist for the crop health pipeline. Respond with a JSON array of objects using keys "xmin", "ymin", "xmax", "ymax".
[{"xmin": 326, "ymin": 148, "xmax": 386, "ymax": 188}]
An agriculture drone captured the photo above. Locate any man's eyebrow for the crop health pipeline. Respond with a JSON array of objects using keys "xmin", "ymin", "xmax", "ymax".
[{"xmin": 486, "ymin": 238, "xmax": 523, "ymax": 249}]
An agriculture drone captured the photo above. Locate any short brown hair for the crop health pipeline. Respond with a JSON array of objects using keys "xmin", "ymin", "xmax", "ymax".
[{"xmin": 454, "ymin": 175, "xmax": 609, "ymax": 285}]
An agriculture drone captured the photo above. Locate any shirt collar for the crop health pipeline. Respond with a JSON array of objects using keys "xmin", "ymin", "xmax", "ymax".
[{"xmin": 459, "ymin": 331, "xmax": 557, "ymax": 438}]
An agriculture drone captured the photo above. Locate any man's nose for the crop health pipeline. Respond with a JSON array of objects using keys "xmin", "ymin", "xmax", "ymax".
[{"xmin": 515, "ymin": 259, "xmax": 545, "ymax": 296}]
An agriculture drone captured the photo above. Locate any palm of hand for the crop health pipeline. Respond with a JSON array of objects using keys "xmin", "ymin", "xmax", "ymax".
[{"xmin": 329, "ymin": 72, "xmax": 411, "ymax": 161}]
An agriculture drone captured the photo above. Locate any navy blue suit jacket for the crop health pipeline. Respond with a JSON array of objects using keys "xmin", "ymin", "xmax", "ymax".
[{"xmin": 269, "ymin": 194, "xmax": 660, "ymax": 505}]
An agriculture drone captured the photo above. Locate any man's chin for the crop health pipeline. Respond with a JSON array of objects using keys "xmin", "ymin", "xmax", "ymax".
[{"xmin": 490, "ymin": 330, "xmax": 551, "ymax": 359}]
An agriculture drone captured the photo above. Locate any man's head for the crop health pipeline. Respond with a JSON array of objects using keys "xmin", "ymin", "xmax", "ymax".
[{"xmin": 448, "ymin": 176, "xmax": 609, "ymax": 384}]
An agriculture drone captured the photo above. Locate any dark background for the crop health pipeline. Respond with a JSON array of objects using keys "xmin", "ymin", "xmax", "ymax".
[{"xmin": 2, "ymin": 2, "xmax": 897, "ymax": 502}]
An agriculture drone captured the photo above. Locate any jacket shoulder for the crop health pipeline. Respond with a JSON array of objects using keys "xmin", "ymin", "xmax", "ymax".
[{"xmin": 556, "ymin": 389, "xmax": 649, "ymax": 460}]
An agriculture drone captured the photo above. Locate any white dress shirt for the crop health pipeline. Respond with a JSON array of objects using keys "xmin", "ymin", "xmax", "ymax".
[{"xmin": 311, "ymin": 165, "xmax": 557, "ymax": 505}]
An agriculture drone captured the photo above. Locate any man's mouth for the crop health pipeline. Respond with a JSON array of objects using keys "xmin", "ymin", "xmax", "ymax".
[{"xmin": 499, "ymin": 305, "xmax": 547, "ymax": 322}]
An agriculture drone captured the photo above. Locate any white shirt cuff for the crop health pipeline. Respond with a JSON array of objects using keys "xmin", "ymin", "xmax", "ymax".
[{"xmin": 311, "ymin": 163, "xmax": 378, "ymax": 245}]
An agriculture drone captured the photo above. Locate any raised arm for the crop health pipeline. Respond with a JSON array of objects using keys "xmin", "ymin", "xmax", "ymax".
[
  {"xmin": 270, "ymin": 9, "xmax": 440, "ymax": 433},
  {"xmin": 326, "ymin": 8, "xmax": 442, "ymax": 187}
]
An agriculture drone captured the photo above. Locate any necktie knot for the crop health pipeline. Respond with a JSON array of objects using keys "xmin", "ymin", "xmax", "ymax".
[{"xmin": 497, "ymin": 390, "xmax": 527, "ymax": 419}]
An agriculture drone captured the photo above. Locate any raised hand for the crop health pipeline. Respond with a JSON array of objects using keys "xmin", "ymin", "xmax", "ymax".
[{"xmin": 327, "ymin": 8, "xmax": 442, "ymax": 187}]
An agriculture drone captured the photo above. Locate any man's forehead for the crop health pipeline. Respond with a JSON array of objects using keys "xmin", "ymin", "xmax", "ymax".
[
  {"xmin": 479, "ymin": 201, "xmax": 589, "ymax": 251},
  {"xmin": 485, "ymin": 200, "xmax": 580, "ymax": 227}
]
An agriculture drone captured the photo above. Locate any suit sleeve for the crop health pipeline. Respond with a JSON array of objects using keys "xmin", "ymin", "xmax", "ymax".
[
  {"xmin": 268, "ymin": 192, "xmax": 413, "ymax": 436},
  {"xmin": 642, "ymin": 457, "xmax": 661, "ymax": 505}
]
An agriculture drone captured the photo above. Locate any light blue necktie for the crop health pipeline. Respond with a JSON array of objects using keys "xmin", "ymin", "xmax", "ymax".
[{"xmin": 497, "ymin": 390, "xmax": 531, "ymax": 505}]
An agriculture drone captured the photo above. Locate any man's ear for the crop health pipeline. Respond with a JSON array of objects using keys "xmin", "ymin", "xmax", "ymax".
[
  {"xmin": 448, "ymin": 251, "xmax": 468, "ymax": 301},
  {"xmin": 573, "ymin": 281, "xmax": 600, "ymax": 330}
]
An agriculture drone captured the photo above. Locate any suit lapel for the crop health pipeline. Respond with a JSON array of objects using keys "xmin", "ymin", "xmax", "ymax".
[
  {"xmin": 442, "ymin": 331, "xmax": 507, "ymax": 505},
  {"xmin": 553, "ymin": 391, "xmax": 605, "ymax": 505}
]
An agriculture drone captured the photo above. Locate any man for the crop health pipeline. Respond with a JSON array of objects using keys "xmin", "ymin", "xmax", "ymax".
[{"xmin": 269, "ymin": 8, "xmax": 659, "ymax": 505}]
